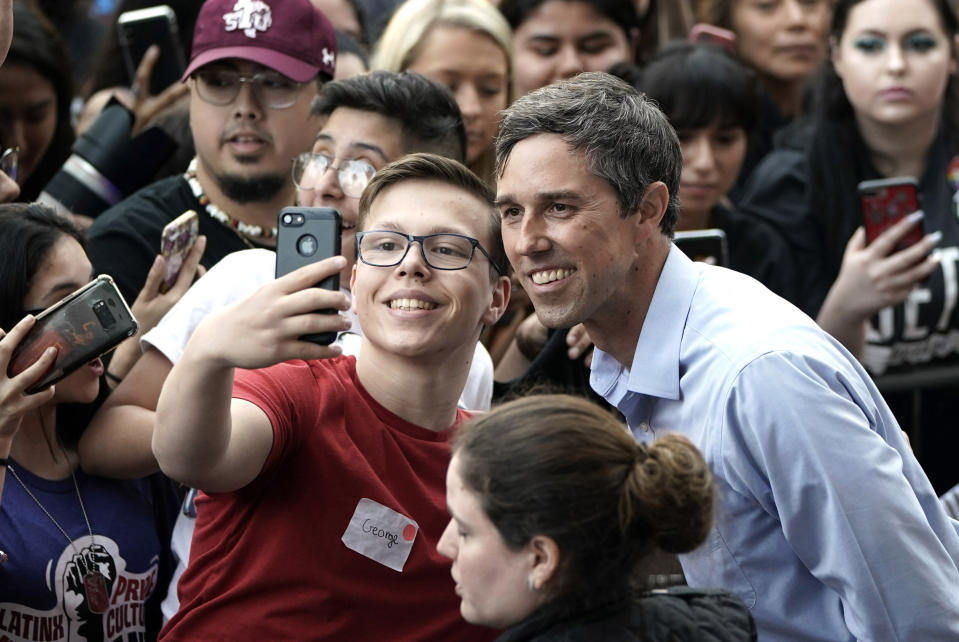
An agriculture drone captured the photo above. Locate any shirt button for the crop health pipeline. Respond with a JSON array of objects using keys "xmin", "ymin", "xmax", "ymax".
[{"xmin": 638, "ymin": 421, "xmax": 650, "ymax": 432}]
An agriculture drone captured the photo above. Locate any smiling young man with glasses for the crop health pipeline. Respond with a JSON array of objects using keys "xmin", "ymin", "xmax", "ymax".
[
  {"xmin": 85, "ymin": 0, "xmax": 336, "ymax": 304},
  {"xmin": 77, "ymin": 70, "xmax": 504, "ymax": 623},
  {"xmin": 152, "ymin": 153, "xmax": 509, "ymax": 639}
]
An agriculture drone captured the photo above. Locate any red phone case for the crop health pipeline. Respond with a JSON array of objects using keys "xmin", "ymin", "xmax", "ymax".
[{"xmin": 858, "ymin": 177, "xmax": 923, "ymax": 252}]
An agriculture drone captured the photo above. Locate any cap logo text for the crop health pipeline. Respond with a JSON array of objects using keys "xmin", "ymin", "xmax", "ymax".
[{"xmin": 223, "ymin": 0, "xmax": 273, "ymax": 39}]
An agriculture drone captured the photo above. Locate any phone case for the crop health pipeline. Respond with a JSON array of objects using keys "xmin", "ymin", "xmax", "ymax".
[
  {"xmin": 275, "ymin": 207, "xmax": 342, "ymax": 345},
  {"xmin": 117, "ymin": 5, "xmax": 186, "ymax": 95},
  {"xmin": 689, "ymin": 23, "xmax": 737, "ymax": 51},
  {"xmin": 160, "ymin": 209, "xmax": 199, "ymax": 293},
  {"xmin": 8, "ymin": 275, "xmax": 138, "ymax": 393},
  {"xmin": 674, "ymin": 229, "xmax": 729, "ymax": 267},
  {"xmin": 858, "ymin": 177, "xmax": 923, "ymax": 251}
]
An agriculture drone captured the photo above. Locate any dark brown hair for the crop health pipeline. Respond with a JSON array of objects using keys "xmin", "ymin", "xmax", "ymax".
[{"xmin": 454, "ymin": 394, "xmax": 715, "ymax": 602}]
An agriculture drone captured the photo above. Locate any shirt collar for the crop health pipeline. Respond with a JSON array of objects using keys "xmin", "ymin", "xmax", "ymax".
[{"xmin": 592, "ymin": 244, "xmax": 699, "ymax": 401}]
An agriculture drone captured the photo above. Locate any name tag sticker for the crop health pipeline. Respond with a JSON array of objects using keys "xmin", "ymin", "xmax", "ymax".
[{"xmin": 342, "ymin": 498, "xmax": 419, "ymax": 572}]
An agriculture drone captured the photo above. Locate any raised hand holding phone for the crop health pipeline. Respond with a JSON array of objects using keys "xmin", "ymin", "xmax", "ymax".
[
  {"xmin": 189, "ymin": 257, "xmax": 352, "ymax": 372},
  {"xmin": 0, "ymin": 316, "xmax": 57, "ymax": 441},
  {"xmin": 817, "ymin": 211, "xmax": 941, "ymax": 357},
  {"xmin": 275, "ymin": 207, "xmax": 343, "ymax": 345}
]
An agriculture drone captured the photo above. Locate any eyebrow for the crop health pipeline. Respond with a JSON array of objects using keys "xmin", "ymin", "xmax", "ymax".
[
  {"xmin": 372, "ymin": 221, "xmax": 473, "ymax": 237},
  {"xmin": 494, "ymin": 190, "xmax": 584, "ymax": 207},
  {"xmin": 314, "ymin": 134, "xmax": 390, "ymax": 163}
]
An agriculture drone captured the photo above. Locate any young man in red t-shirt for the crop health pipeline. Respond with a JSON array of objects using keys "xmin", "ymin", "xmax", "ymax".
[{"xmin": 153, "ymin": 153, "xmax": 510, "ymax": 640}]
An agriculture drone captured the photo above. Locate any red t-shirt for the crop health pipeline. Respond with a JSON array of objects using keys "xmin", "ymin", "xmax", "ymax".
[{"xmin": 160, "ymin": 356, "xmax": 496, "ymax": 641}]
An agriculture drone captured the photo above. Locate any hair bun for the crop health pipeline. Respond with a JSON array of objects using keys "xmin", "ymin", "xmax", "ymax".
[{"xmin": 622, "ymin": 434, "xmax": 715, "ymax": 554}]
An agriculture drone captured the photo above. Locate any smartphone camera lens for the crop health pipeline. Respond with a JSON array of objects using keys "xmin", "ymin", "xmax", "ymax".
[
  {"xmin": 297, "ymin": 234, "xmax": 318, "ymax": 256},
  {"xmin": 93, "ymin": 300, "xmax": 117, "ymax": 329}
]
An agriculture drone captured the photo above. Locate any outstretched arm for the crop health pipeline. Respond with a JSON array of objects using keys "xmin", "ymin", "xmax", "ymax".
[{"xmin": 152, "ymin": 257, "xmax": 350, "ymax": 493}]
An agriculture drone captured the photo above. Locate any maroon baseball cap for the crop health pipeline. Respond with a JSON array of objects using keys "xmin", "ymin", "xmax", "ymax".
[{"xmin": 182, "ymin": 0, "xmax": 337, "ymax": 83}]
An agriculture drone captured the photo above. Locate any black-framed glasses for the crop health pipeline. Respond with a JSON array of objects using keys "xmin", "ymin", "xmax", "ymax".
[
  {"xmin": 192, "ymin": 68, "xmax": 304, "ymax": 109},
  {"xmin": 292, "ymin": 152, "xmax": 376, "ymax": 199},
  {"xmin": 1, "ymin": 147, "xmax": 18, "ymax": 182},
  {"xmin": 356, "ymin": 230, "xmax": 502, "ymax": 273}
]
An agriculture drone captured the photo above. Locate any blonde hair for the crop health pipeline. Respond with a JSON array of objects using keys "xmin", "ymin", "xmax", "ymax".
[{"xmin": 371, "ymin": 0, "xmax": 514, "ymax": 183}]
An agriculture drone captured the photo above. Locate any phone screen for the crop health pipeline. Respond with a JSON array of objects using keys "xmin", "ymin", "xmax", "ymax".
[
  {"xmin": 8, "ymin": 276, "xmax": 138, "ymax": 393},
  {"xmin": 858, "ymin": 177, "xmax": 923, "ymax": 251},
  {"xmin": 275, "ymin": 207, "xmax": 342, "ymax": 344}
]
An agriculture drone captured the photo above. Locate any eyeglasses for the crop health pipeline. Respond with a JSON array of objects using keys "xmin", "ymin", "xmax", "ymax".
[
  {"xmin": 192, "ymin": 68, "xmax": 304, "ymax": 109},
  {"xmin": 292, "ymin": 152, "xmax": 376, "ymax": 199},
  {"xmin": 356, "ymin": 230, "xmax": 502, "ymax": 273},
  {"xmin": 1, "ymin": 147, "xmax": 18, "ymax": 182}
]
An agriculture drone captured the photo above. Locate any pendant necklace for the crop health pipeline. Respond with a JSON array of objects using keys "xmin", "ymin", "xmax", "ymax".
[
  {"xmin": 7, "ymin": 463, "xmax": 111, "ymax": 614},
  {"xmin": 184, "ymin": 158, "xmax": 277, "ymax": 245}
]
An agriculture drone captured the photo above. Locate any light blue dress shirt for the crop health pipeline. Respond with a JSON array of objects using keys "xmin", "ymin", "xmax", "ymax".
[{"xmin": 591, "ymin": 245, "xmax": 959, "ymax": 641}]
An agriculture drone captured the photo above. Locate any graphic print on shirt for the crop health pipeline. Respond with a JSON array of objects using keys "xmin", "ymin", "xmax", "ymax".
[
  {"xmin": 864, "ymin": 243, "xmax": 959, "ymax": 375},
  {"xmin": 0, "ymin": 535, "xmax": 157, "ymax": 642},
  {"xmin": 341, "ymin": 498, "xmax": 419, "ymax": 572}
]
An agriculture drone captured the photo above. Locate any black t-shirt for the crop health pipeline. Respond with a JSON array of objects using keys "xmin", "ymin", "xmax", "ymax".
[
  {"xmin": 86, "ymin": 176, "xmax": 270, "ymax": 303},
  {"xmin": 713, "ymin": 203, "xmax": 797, "ymax": 303}
]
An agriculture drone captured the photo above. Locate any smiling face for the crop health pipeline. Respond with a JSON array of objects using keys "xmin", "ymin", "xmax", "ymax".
[
  {"xmin": 731, "ymin": 0, "xmax": 830, "ymax": 85},
  {"xmin": 0, "ymin": 62, "xmax": 56, "ymax": 186},
  {"xmin": 349, "ymin": 178, "xmax": 509, "ymax": 361},
  {"xmin": 436, "ymin": 453, "xmax": 544, "ymax": 629},
  {"xmin": 23, "ymin": 235, "xmax": 101, "ymax": 405},
  {"xmin": 497, "ymin": 134, "xmax": 647, "ymax": 330},
  {"xmin": 677, "ymin": 123, "xmax": 747, "ymax": 227},
  {"xmin": 406, "ymin": 25, "xmax": 509, "ymax": 166},
  {"xmin": 189, "ymin": 59, "xmax": 319, "ymax": 203},
  {"xmin": 298, "ymin": 107, "xmax": 405, "ymax": 281},
  {"xmin": 832, "ymin": 0, "xmax": 957, "ymax": 128},
  {"xmin": 512, "ymin": 0, "xmax": 633, "ymax": 98}
]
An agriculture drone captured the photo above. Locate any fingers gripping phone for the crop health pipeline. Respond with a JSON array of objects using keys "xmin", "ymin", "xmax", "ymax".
[
  {"xmin": 159, "ymin": 209, "xmax": 199, "ymax": 293},
  {"xmin": 8, "ymin": 276, "xmax": 138, "ymax": 393},
  {"xmin": 275, "ymin": 207, "xmax": 342, "ymax": 345},
  {"xmin": 858, "ymin": 177, "xmax": 923, "ymax": 252},
  {"xmin": 117, "ymin": 5, "xmax": 187, "ymax": 95}
]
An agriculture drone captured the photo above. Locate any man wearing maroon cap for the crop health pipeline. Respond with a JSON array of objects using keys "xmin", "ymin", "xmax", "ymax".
[{"xmin": 86, "ymin": 0, "xmax": 337, "ymax": 305}]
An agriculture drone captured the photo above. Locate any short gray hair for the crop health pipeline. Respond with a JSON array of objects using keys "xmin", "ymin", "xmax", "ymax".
[{"xmin": 495, "ymin": 72, "xmax": 681, "ymax": 236}]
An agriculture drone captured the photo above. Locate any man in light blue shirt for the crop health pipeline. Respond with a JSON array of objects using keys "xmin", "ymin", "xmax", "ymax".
[{"xmin": 494, "ymin": 72, "xmax": 959, "ymax": 641}]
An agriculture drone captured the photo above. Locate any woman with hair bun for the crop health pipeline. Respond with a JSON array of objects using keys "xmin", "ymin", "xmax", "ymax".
[{"xmin": 438, "ymin": 394, "xmax": 756, "ymax": 641}]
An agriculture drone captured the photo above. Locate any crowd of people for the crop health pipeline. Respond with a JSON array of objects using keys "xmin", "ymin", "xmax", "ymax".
[{"xmin": 1, "ymin": 0, "xmax": 959, "ymax": 640}]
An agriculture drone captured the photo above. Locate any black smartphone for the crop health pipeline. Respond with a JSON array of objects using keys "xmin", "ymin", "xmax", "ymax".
[
  {"xmin": 674, "ymin": 229, "xmax": 729, "ymax": 267},
  {"xmin": 117, "ymin": 5, "xmax": 186, "ymax": 95},
  {"xmin": 8, "ymin": 275, "xmax": 138, "ymax": 393},
  {"xmin": 275, "ymin": 207, "xmax": 342, "ymax": 345},
  {"xmin": 858, "ymin": 177, "xmax": 923, "ymax": 252}
]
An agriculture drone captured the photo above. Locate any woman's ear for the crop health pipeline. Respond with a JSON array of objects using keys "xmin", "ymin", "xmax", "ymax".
[{"xmin": 527, "ymin": 535, "xmax": 560, "ymax": 591}]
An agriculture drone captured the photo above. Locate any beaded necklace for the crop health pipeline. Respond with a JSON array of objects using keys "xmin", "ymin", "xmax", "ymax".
[{"xmin": 184, "ymin": 158, "xmax": 277, "ymax": 241}]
